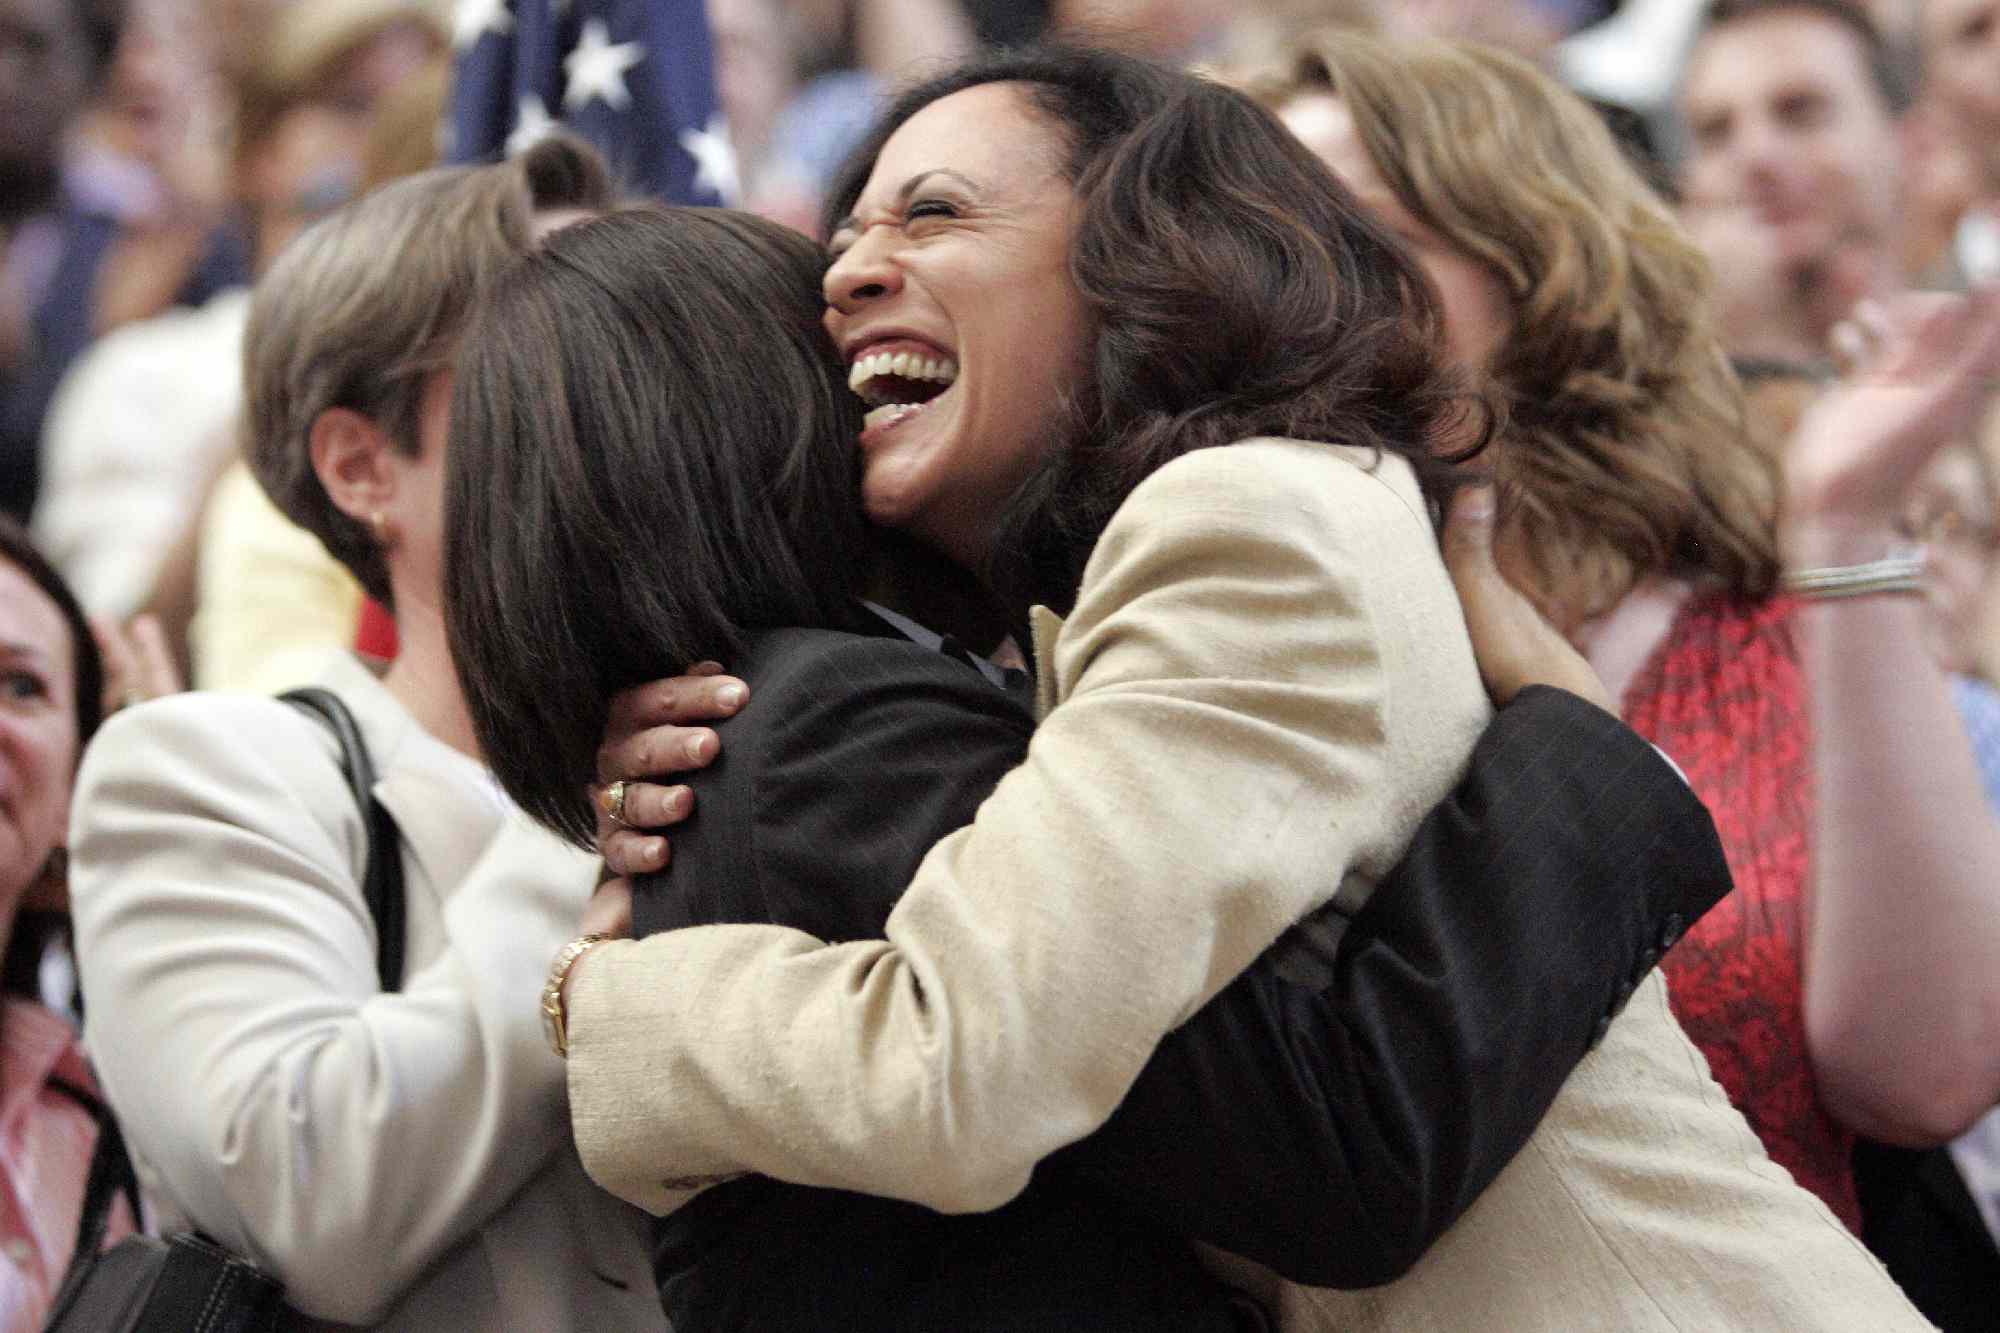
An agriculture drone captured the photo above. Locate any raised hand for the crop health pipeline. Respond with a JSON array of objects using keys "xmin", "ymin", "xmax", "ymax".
[{"xmin": 1786, "ymin": 285, "xmax": 2000, "ymax": 554}]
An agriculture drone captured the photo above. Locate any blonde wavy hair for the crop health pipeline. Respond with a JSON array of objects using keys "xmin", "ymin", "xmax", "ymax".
[{"xmin": 1246, "ymin": 31, "xmax": 1779, "ymax": 623}]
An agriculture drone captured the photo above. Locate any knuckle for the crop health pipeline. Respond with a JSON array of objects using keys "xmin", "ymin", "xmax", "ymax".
[{"xmin": 602, "ymin": 833, "xmax": 638, "ymax": 871}]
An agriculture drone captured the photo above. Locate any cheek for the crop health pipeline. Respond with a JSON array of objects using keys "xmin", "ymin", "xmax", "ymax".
[{"xmin": 14, "ymin": 723, "xmax": 75, "ymax": 842}]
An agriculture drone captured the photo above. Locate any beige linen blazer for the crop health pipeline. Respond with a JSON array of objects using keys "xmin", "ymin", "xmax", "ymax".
[{"xmin": 69, "ymin": 655, "xmax": 665, "ymax": 1332}]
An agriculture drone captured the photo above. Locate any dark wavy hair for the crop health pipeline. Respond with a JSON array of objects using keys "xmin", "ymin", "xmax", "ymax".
[
  {"xmin": 444, "ymin": 208, "xmax": 866, "ymax": 846},
  {"xmin": 823, "ymin": 45, "xmax": 1480, "ymax": 612}
]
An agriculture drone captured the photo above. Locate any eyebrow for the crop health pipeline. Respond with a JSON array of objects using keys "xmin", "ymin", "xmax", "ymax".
[
  {"xmin": 832, "ymin": 169, "xmax": 984, "ymax": 235},
  {"xmin": 0, "ymin": 641, "xmax": 50, "ymax": 666}
]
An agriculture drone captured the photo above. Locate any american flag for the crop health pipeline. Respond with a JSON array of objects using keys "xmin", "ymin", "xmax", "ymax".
[{"xmin": 445, "ymin": 0, "xmax": 738, "ymax": 206}]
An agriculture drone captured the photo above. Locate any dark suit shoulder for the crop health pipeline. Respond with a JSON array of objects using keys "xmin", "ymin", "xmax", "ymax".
[
  {"xmin": 730, "ymin": 625, "xmax": 1026, "ymax": 720},
  {"xmin": 639, "ymin": 625, "xmax": 1032, "ymax": 945}
]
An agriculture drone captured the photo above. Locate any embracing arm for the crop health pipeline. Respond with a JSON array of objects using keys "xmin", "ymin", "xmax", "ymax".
[
  {"xmin": 68, "ymin": 695, "xmax": 595, "ymax": 1324},
  {"xmin": 579, "ymin": 662, "xmax": 1725, "ymax": 1283},
  {"xmin": 567, "ymin": 443, "xmax": 1486, "ymax": 1216},
  {"xmin": 1069, "ymin": 684, "xmax": 1731, "ymax": 1285}
]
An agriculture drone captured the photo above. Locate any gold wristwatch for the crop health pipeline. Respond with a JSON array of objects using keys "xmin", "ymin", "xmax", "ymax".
[{"xmin": 541, "ymin": 934, "xmax": 612, "ymax": 1057}]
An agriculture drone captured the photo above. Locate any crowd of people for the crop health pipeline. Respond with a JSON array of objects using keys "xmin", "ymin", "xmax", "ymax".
[{"xmin": 2, "ymin": 0, "xmax": 1999, "ymax": 1328}]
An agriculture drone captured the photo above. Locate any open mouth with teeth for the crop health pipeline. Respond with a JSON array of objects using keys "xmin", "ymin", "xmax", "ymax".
[{"xmin": 849, "ymin": 347, "xmax": 959, "ymax": 434}]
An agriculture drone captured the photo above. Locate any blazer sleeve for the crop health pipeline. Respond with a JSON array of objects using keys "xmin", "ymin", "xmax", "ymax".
[
  {"xmin": 68, "ymin": 694, "xmax": 595, "ymax": 1325},
  {"xmin": 1064, "ymin": 684, "xmax": 1736, "ymax": 1286},
  {"xmin": 567, "ymin": 445, "xmax": 1490, "ymax": 1217}
]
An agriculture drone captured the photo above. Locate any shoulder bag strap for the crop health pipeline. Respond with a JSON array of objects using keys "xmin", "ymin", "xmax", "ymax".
[
  {"xmin": 49, "ymin": 1075, "xmax": 142, "ymax": 1293},
  {"xmin": 278, "ymin": 686, "xmax": 407, "ymax": 993}
]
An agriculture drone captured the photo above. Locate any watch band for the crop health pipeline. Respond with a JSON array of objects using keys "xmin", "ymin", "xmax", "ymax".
[{"xmin": 542, "ymin": 933, "xmax": 613, "ymax": 1058}]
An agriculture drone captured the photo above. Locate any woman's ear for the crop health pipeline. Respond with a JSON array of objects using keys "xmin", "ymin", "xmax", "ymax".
[{"xmin": 309, "ymin": 407, "xmax": 399, "ymax": 528}]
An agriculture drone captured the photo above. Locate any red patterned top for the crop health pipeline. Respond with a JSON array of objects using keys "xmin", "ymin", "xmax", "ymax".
[{"xmin": 1621, "ymin": 592, "xmax": 1862, "ymax": 1232}]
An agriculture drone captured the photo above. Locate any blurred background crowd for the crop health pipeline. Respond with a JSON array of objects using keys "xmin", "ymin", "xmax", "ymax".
[
  {"xmin": 5, "ymin": 0, "xmax": 2000, "ymax": 1328},
  {"xmin": 11, "ymin": 0, "xmax": 2000, "ymax": 690}
]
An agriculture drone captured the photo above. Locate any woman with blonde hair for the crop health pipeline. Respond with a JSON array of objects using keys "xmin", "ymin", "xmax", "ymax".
[{"xmin": 1249, "ymin": 27, "xmax": 2000, "ymax": 1235}]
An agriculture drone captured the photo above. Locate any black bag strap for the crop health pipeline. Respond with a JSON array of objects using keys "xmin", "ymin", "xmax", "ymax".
[
  {"xmin": 50, "ymin": 1078, "xmax": 143, "ymax": 1317},
  {"xmin": 54, "ymin": 687, "xmax": 407, "ymax": 1309},
  {"xmin": 278, "ymin": 686, "xmax": 406, "ymax": 993}
]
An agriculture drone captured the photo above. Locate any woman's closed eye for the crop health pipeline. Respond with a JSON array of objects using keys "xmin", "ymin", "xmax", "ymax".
[{"xmin": 906, "ymin": 197, "xmax": 961, "ymax": 222}]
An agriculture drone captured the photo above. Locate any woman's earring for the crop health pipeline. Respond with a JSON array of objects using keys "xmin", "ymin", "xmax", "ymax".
[{"xmin": 370, "ymin": 511, "xmax": 391, "ymax": 545}]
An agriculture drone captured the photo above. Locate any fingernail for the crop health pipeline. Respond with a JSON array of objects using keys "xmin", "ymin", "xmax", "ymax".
[
  {"xmin": 648, "ymin": 838, "xmax": 667, "ymax": 863},
  {"xmin": 717, "ymin": 684, "xmax": 746, "ymax": 710},
  {"xmin": 688, "ymin": 733, "xmax": 713, "ymax": 763},
  {"xmin": 669, "ymin": 785, "xmax": 692, "ymax": 815}
]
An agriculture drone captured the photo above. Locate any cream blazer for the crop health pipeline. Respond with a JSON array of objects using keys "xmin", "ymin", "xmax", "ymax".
[
  {"xmin": 569, "ymin": 438, "xmax": 1928, "ymax": 1328},
  {"xmin": 69, "ymin": 655, "xmax": 665, "ymax": 1332}
]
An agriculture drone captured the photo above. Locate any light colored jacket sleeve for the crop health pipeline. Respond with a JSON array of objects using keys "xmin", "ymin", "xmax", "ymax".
[
  {"xmin": 70, "ymin": 693, "xmax": 592, "ymax": 1325},
  {"xmin": 568, "ymin": 441, "xmax": 1489, "ymax": 1218}
]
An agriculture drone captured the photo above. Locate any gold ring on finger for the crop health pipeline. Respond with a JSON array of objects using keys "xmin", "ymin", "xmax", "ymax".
[{"xmin": 601, "ymin": 779, "xmax": 632, "ymax": 829}]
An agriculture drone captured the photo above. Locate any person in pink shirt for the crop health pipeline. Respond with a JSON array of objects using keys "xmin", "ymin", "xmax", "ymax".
[{"xmin": 0, "ymin": 514, "xmax": 115, "ymax": 1331}]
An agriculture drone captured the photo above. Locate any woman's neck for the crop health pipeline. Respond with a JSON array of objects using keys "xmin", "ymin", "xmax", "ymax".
[
  {"xmin": 1491, "ymin": 529, "xmax": 1689, "ymax": 713},
  {"xmin": 1571, "ymin": 577, "xmax": 1693, "ymax": 712},
  {"xmin": 379, "ymin": 577, "xmax": 482, "ymax": 760},
  {"xmin": 863, "ymin": 530, "xmax": 1020, "ymax": 659}
]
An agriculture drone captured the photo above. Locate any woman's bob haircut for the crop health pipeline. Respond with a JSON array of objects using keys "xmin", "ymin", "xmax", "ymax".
[
  {"xmin": 824, "ymin": 44, "xmax": 1483, "ymax": 609},
  {"xmin": 444, "ymin": 208, "xmax": 866, "ymax": 846}
]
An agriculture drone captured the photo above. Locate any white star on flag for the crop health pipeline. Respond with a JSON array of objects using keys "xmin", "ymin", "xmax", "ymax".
[
  {"xmin": 506, "ymin": 94, "xmax": 559, "ymax": 157},
  {"xmin": 680, "ymin": 114, "xmax": 740, "ymax": 204},
  {"xmin": 453, "ymin": 0, "xmax": 512, "ymax": 50},
  {"xmin": 563, "ymin": 19, "xmax": 645, "ymax": 112}
]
